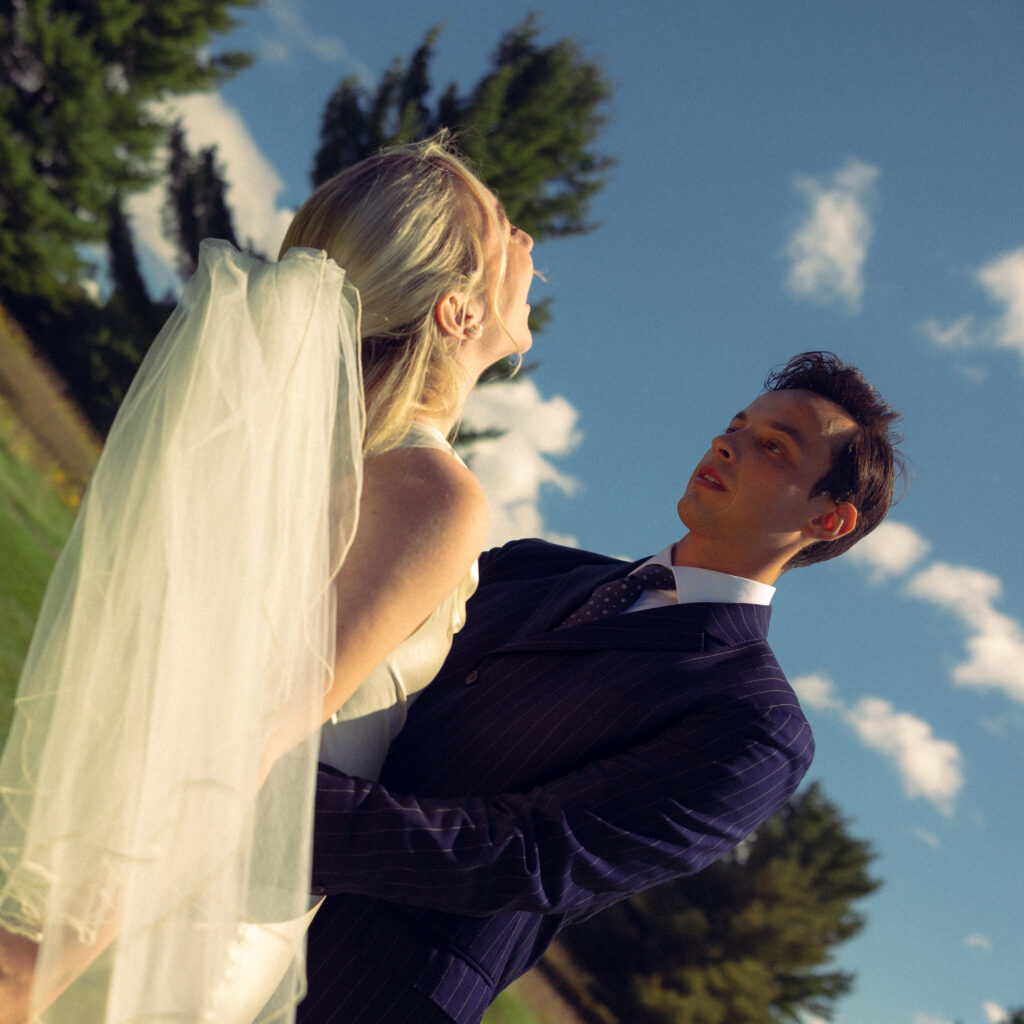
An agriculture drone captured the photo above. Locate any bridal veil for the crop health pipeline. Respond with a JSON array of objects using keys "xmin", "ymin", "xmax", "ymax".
[{"xmin": 0, "ymin": 240, "xmax": 364, "ymax": 1022}]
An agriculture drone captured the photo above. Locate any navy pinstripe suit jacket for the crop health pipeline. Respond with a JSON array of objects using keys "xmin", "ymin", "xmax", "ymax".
[{"xmin": 302, "ymin": 539, "xmax": 814, "ymax": 1023}]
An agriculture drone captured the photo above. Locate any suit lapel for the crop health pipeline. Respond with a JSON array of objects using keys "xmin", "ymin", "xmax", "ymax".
[
  {"xmin": 493, "ymin": 555, "xmax": 772, "ymax": 655},
  {"xmin": 699, "ymin": 601, "xmax": 773, "ymax": 645},
  {"xmin": 508, "ymin": 557, "xmax": 646, "ymax": 639},
  {"xmin": 501, "ymin": 606, "xmax": 710, "ymax": 653}
]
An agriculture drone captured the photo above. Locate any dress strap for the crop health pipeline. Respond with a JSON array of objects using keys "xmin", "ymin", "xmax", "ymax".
[{"xmin": 395, "ymin": 421, "xmax": 456, "ymax": 453}]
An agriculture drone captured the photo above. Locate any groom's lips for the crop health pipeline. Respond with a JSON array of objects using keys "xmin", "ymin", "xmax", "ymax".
[{"xmin": 693, "ymin": 464, "xmax": 726, "ymax": 490}]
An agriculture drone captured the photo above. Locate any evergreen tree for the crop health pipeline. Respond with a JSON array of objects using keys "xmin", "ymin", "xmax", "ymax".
[
  {"xmin": 0, "ymin": 0, "xmax": 253, "ymax": 307},
  {"xmin": 163, "ymin": 124, "xmax": 242, "ymax": 280},
  {"xmin": 557, "ymin": 783, "xmax": 880, "ymax": 1024},
  {"xmin": 106, "ymin": 195, "xmax": 168, "ymax": 343},
  {"xmin": 1, "ymin": 0, "xmax": 252, "ymax": 432},
  {"xmin": 312, "ymin": 15, "xmax": 613, "ymax": 244},
  {"xmin": 11, "ymin": 197, "xmax": 173, "ymax": 433}
]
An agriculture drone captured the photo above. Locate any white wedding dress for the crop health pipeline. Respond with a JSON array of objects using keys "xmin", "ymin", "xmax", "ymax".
[{"xmin": 0, "ymin": 241, "xmax": 473, "ymax": 1023}]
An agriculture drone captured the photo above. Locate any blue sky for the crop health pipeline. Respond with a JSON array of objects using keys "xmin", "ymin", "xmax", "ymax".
[{"xmin": 125, "ymin": 2, "xmax": 1024, "ymax": 1021}]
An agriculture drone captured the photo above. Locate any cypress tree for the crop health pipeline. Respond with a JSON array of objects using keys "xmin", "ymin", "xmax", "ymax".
[{"xmin": 163, "ymin": 124, "xmax": 243, "ymax": 280}]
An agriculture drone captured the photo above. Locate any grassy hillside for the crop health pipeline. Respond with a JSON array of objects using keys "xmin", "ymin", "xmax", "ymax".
[
  {"xmin": 0, "ymin": 305, "xmax": 97, "ymax": 737},
  {"xmin": 0, "ymin": 435, "xmax": 75, "ymax": 738}
]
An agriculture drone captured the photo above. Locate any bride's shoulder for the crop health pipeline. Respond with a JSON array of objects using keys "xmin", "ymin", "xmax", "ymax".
[{"xmin": 363, "ymin": 443, "xmax": 488, "ymax": 549}]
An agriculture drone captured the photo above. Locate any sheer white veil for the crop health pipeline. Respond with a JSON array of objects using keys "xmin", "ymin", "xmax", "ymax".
[{"xmin": 0, "ymin": 240, "xmax": 364, "ymax": 1022}]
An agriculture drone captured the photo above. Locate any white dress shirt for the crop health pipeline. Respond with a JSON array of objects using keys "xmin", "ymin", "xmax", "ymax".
[{"xmin": 625, "ymin": 544, "xmax": 775, "ymax": 614}]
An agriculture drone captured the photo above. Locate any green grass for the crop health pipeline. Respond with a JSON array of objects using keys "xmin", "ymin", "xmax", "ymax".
[
  {"xmin": 482, "ymin": 988, "xmax": 547, "ymax": 1024},
  {"xmin": 0, "ymin": 437, "xmax": 75, "ymax": 739}
]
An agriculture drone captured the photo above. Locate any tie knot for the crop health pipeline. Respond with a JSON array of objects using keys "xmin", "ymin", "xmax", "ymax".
[
  {"xmin": 556, "ymin": 562, "xmax": 676, "ymax": 629},
  {"xmin": 630, "ymin": 563, "xmax": 676, "ymax": 591}
]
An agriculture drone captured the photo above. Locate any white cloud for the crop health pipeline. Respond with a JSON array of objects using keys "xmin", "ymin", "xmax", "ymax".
[
  {"xmin": 845, "ymin": 697, "xmax": 963, "ymax": 815},
  {"xmin": 978, "ymin": 248, "xmax": 1024, "ymax": 359},
  {"xmin": 847, "ymin": 525, "xmax": 1024, "ymax": 706},
  {"xmin": 461, "ymin": 378, "xmax": 582, "ymax": 547},
  {"xmin": 907, "ymin": 562, "xmax": 1024, "ymax": 704},
  {"xmin": 791, "ymin": 673, "xmax": 843, "ymax": 712},
  {"xmin": 126, "ymin": 92, "xmax": 295, "ymax": 292},
  {"xmin": 980, "ymin": 710, "xmax": 1024, "ymax": 737},
  {"xmin": 791, "ymin": 674, "xmax": 963, "ymax": 815},
  {"xmin": 126, "ymin": 179, "xmax": 184, "ymax": 298},
  {"xmin": 985, "ymin": 1001, "xmax": 1009, "ymax": 1023},
  {"xmin": 912, "ymin": 827, "xmax": 940, "ymax": 848},
  {"xmin": 918, "ymin": 315, "xmax": 979, "ymax": 350},
  {"xmin": 846, "ymin": 521, "xmax": 931, "ymax": 582},
  {"xmin": 784, "ymin": 158, "xmax": 879, "ymax": 314},
  {"xmin": 964, "ymin": 933, "xmax": 993, "ymax": 953},
  {"xmin": 261, "ymin": 0, "xmax": 372, "ymax": 78},
  {"xmin": 918, "ymin": 247, "xmax": 1024, "ymax": 370},
  {"xmin": 914, "ymin": 1015, "xmax": 954, "ymax": 1024}
]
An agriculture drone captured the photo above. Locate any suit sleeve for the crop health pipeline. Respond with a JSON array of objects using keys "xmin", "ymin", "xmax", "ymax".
[{"xmin": 311, "ymin": 700, "xmax": 814, "ymax": 918}]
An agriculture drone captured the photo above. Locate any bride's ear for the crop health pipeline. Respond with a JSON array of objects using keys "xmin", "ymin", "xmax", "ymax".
[{"xmin": 435, "ymin": 292, "xmax": 482, "ymax": 340}]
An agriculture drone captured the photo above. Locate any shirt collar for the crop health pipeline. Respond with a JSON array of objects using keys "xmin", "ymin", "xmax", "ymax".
[{"xmin": 639, "ymin": 544, "xmax": 775, "ymax": 607}]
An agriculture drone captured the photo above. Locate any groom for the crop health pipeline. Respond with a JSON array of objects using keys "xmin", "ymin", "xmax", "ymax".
[{"xmin": 299, "ymin": 351, "xmax": 903, "ymax": 1023}]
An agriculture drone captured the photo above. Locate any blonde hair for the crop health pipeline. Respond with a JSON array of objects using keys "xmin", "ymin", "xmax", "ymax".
[{"xmin": 279, "ymin": 133, "xmax": 509, "ymax": 455}]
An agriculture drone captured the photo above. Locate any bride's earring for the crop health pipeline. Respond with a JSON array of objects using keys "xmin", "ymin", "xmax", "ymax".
[{"xmin": 465, "ymin": 324, "xmax": 482, "ymax": 338}]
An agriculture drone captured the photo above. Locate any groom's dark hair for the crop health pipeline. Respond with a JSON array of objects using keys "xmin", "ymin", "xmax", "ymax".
[{"xmin": 767, "ymin": 351, "xmax": 904, "ymax": 569}]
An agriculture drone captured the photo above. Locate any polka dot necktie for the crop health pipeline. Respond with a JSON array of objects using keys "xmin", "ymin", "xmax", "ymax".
[{"xmin": 556, "ymin": 563, "xmax": 677, "ymax": 629}]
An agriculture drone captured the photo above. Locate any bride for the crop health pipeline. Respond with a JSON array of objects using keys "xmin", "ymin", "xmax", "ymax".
[{"xmin": 0, "ymin": 133, "xmax": 535, "ymax": 1023}]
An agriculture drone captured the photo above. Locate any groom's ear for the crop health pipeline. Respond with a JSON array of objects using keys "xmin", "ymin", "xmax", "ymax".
[
  {"xmin": 434, "ymin": 292, "xmax": 480, "ymax": 339},
  {"xmin": 803, "ymin": 501, "xmax": 858, "ymax": 542}
]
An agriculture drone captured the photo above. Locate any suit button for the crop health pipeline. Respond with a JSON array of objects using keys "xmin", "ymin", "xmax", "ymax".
[{"xmin": 464, "ymin": 670, "xmax": 479, "ymax": 685}]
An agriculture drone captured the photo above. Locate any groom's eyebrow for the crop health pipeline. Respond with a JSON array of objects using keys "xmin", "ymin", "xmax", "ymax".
[{"xmin": 731, "ymin": 410, "xmax": 808, "ymax": 451}]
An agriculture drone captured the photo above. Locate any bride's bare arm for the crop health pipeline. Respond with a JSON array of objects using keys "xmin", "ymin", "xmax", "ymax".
[
  {"xmin": 0, "ymin": 926, "xmax": 34, "ymax": 1024},
  {"xmin": 0, "ymin": 918, "xmax": 120, "ymax": 1024},
  {"xmin": 260, "ymin": 442, "xmax": 489, "ymax": 776},
  {"xmin": 326, "ymin": 445, "xmax": 488, "ymax": 715}
]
